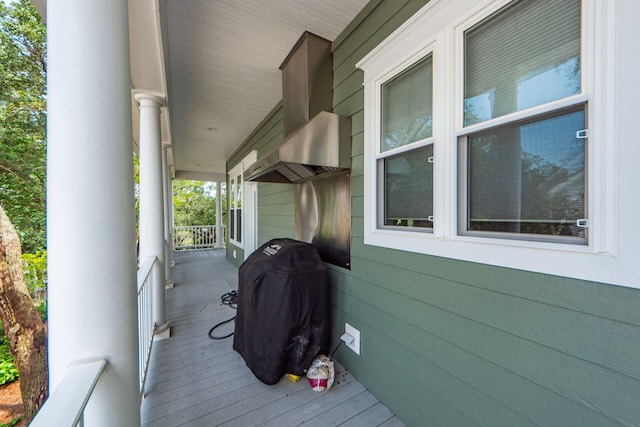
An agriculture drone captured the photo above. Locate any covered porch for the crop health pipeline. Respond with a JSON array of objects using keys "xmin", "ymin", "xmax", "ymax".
[
  {"xmin": 140, "ymin": 249, "xmax": 403, "ymax": 426},
  {"xmin": 36, "ymin": 0, "xmax": 374, "ymax": 425}
]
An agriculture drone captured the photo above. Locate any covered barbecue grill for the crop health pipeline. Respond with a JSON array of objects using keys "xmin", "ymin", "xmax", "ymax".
[{"xmin": 233, "ymin": 238, "xmax": 329, "ymax": 385}]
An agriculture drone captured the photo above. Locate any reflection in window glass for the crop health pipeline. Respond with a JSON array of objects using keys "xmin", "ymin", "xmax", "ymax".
[
  {"xmin": 236, "ymin": 175, "xmax": 242, "ymax": 208},
  {"xmin": 381, "ymin": 55, "xmax": 433, "ymax": 151},
  {"xmin": 464, "ymin": 0, "xmax": 581, "ymax": 126},
  {"xmin": 382, "ymin": 145, "xmax": 433, "ymax": 229},
  {"xmin": 466, "ymin": 107, "xmax": 586, "ymax": 241}
]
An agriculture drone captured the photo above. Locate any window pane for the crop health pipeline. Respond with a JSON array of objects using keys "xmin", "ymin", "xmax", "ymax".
[
  {"xmin": 230, "ymin": 209, "xmax": 235, "ymax": 240},
  {"xmin": 230, "ymin": 178, "xmax": 235, "ymax": 209},
  {"xmin": 237, "ymin": 174, "xmax": 242, "ymax": 208},
  {"xmin": 382, "ymin": 145, "xmax": 433, "ymax": 229},
  {"xmin": 464, "ymin": 0, "xmax": 581, "ymax": 126},
  {"xmin": 466, "ymin": 107, "xmax": 586, "ymax": 241},
  {"xmin": 381, "ymin": 54, "xmax": 433, "ymax": 151},
  {"xmin": 237, "ymin": 208, "xmax": 242, "ymax": 243}
]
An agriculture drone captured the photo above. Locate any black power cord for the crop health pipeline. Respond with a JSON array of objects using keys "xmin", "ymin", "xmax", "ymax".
[
  {"xmin": 330, "ymin": 340, "xmax": 344, "ymax": 359},
  {"xmin": 208, "ymin": 290, "xmax": 238, "ymax": 340}
]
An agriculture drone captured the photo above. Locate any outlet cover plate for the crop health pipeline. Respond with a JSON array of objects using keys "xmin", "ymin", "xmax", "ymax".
[{"xmin": 345, "ymin": 323, "xmax": 360, "ymax": 355}]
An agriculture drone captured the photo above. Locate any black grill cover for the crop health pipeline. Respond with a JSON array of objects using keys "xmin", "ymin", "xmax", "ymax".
[{"xmin": 233, "ymin": 238, "xmax": 329, "ymax": 385}]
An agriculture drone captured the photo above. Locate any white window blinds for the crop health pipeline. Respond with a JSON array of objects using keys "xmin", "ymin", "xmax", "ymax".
[{"xmin": 464, "ymin": 0, "xmax": 581, "ymax": 126}]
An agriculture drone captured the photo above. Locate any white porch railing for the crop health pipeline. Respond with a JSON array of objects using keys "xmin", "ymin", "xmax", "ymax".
[
  {"xmin": 30, "ymin": 359, "xmax": 107, "ymax": 426},
  {"xmin": 137, "ymin": 255, "xmax": 156, "ymax": 393},
  {"xmin": 31, "ymin": 256, "xmax": 158, "ymax": 426},
  {"xmin": 173, "ymin": 225, "xmax": 225, "ymax": 250}
]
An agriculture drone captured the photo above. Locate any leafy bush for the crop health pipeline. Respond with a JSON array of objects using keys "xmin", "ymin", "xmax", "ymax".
[
  {"xmin": 0, "ymin": 360, "xmax": 19, "ymax": 385},
  {"xmin": 21, "ymin": 250, "xmax": 47, "ymax": 302},
  {"xmin": 0, "ymin": 416, "xmax": 23, "ymax": 427},
  {"xmin": 36, "ymin": 301, "xmax": 47, "ymax": 322},
  {"xmin": 0, "ymin": 337, "xmax": 11, "ymax": 362},
  {"xmin": 0, "ymin": 415, "xmax": 24, "ymax": 427}
]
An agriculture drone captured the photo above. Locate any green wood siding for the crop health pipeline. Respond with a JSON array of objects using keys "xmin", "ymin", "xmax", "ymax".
[
  {"xmin": 229, "ymin": 1, "xmax": 640, "ymax": 425},
  {"xmin": 226, "ymin": 102, "xmax": 295, "ymax": 267}
]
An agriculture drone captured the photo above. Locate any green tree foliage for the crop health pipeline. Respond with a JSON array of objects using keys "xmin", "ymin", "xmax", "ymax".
[
  {"xmin": 173, "ymin": 180, "xmax": 225, "ymax": 226},
  {"xmin": 21, "ymin": 250, "xmax": 46, "ymax": 303},
  {"xmin": 0, "ymin": 0, "xmax": 47, "ymax": 253}
]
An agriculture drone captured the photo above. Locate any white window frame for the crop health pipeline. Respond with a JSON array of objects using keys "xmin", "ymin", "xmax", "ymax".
[
  {"xmin": 356, "ymin": 0, "xmax": 640, "ymax": 288},
  {"xmin": 377, "ymin": 51, "xmax": 436, "ymax": 232},
  {"xmin": 228, "ymin": 151, "xmax": 258, "ymax": 248}
]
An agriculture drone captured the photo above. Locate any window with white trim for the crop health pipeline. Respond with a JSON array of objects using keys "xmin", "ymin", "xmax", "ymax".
[
  {"xmin": 356, "ymin": 0, "xmax": 640, "ymax": 287},
  {"xmin": 229, "ymin": 172, "xmax": 242, "ymax": 244},
  {"xmin": 228, "ymin": 151, "xmax": 258, "ymax": 248},
  {"xmin": 459, "ymin": 0, "xmax": 586, "ymax": 244},
  {"xmin": 378, "ymin": 53, "xmax": 434, "ymax": 231}
]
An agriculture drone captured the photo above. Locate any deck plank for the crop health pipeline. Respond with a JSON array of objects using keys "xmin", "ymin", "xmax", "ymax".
[{"xmin": 141, "ymin": 249, "xmax": 405, "ymax": 427}]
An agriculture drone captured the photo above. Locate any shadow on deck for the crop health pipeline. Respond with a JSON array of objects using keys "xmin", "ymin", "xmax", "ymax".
[{"xmin": 141, "ymin": 249, "xmax": 405, "ymax": 426}]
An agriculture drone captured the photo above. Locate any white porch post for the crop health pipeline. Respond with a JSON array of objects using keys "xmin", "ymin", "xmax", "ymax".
[
  {"xmin": 136, "ymin": 93, "xmax": 170, "ymax": 337},
  {"xmin": 215, "ymin": 181, "xmax": 224, "ymax": 247},
  {"xmin": 47, "ymin": 0, "xmax": 139, "ymax": 425},
  {"xmin": 162, "ymin": 144, "xmax": 174, "ymax": 288},
  {"xmin": 169, "ymin": 182, "xmax": 176, "ymax": 266}
]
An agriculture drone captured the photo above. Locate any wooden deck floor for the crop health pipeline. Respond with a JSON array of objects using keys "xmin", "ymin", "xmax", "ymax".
[{"xmin": 140, "ymin": 249, "xmax": 405, "ymax": 427}]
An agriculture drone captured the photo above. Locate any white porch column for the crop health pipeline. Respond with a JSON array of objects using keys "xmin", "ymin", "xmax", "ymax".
[
  {"xmin": 135, "ymin": 93, "xmax": 170, "ymax": 336},
  {"xmin": 47, "ymin": 1, "xmax": 139, "ymax": 425},
  {"xmin": 162, "ymin": 144, "xmax": 174, "ymax": 287},
  {"xmin": 215, "ymin": 181, "xmax": 224, "ymax": 247},
  {"xmin": 169, "ymin": 183, "xmax": 176, "ymax": 267}
]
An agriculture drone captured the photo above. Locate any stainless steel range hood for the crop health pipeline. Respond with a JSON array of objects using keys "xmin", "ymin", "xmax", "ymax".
[
  {"xmin": 244, "ymin": 32, "xmax": 351, "ymax": 184},
  {"xmin": 244, "ymin": 111, "xmax": 350, "ymax": 183}
]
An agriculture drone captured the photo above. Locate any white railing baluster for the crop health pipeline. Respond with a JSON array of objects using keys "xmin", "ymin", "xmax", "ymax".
[
  {"xmin": 31, "ymin": 257, "xmax": 157, "ymax": 425},
  {"xmin": 137, "ymin": 256, "xmax": 156, "ymax": 394},
  {"xmin": 173, "ymin": 225, "xmax": 225, "ymax": 250}
]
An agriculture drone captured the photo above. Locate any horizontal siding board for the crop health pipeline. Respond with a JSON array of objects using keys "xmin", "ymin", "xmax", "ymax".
[
  {"xmin": 257, "ymin": 224, "xmax": 294, "ymax": 242},
  {"xmin": 350, "ymin": 251, "xmax": 640, "ymax": 381},
  {"xmin": 351, "ymin": 194, "xmax": 364, "ymax": 219},
  {"xmin": 351, "ymin": 132, "xmax": 365, "ymax": 158},
  {"xmin": 345, "ymin": 252, "xmax": 640, "ymax": 425},
  {"xmin": 335, "ymin": 275, "xmax": 636, "ymax": 427},
  {"xmin": 332, "ymin": 0, "xmax": 385, "ymax": 51},
  {"xmin": 256, "ymin": 214, "xmax": 294, "ymax": 229},
  {"xmin": 351, "ymin": 109, "xmax": 364, "ymax": 134},
  {"xmin": 332, "ymin": 0, "xmax": 410, "ymax": 73},
  {"xmin": 351, "ymin": 174, "xmax": 364, "ymax": 196},
  {"xmin": 334, "ymin": 68, "xmax": 365, "ymax": 105},
  {"xmin": 254, "ymin": 124, "xmax": 283, "ymax": 155},
  {"xmin": 333, "ymin": 1, "xmax": 430, "ymax": 85},
  {"xmin": 351, "ymin": 216, "xmax": 364, "ymax": 239},
  {"xmin": 334, "ymin": 86, "xmax": 364, "ymax": 118},
  {"xmin": 351, "ymin": 237, "xmax": 640, "ymax": 330},
  {"xmin": 331, "ymin": 294, "xmax": 540, "ymax": 427},
  {"xmin": 256, "ymin": 182, "xmax": 294, "ymax": 198},
  {"xmin": 338, "ymin": 329, "xmax": 477, "ymax": 427},
  {"xmin": 333, "ymin": 81, "xmax": 364, "ymax": 116},
  {"xmin": 258, "ymin": 194, "xmax": 294, "ymax": 207},
  {"xmin": 434, "ymin": 333, "xmax": 636, "ymax": 427},
  {"xmin": 257, "ymin": 203, "xmax": 294, "ymax": 216},
  {"xmin": 351, "ymin": 153, "xmax": 364, "ymax": 178},
  {"xmin": 332, "ymin": 282, "xmax": 521, "ymax": 426},
  {"xmin": 228, "ymin": 103, "xmax": 283, "ymax": 167}
]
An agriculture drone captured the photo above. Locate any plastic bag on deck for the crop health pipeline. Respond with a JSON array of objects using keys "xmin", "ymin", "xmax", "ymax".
[{"xmin": 306, "ymin": 355, "xmax": 334, "ymax": 392}]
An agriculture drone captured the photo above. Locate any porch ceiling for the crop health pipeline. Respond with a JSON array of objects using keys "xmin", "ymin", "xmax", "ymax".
[{"xmin": 129, "ymin": 0, "xmax": 369, "ymax": 182}]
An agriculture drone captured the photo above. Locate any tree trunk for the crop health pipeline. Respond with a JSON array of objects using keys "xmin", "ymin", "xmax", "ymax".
[{"xmin": 0, "ymin": 206, "xmax": 47, "ymax": 422}]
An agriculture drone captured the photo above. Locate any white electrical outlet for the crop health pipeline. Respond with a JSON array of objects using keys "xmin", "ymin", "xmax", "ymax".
[{"xmin": 344, "ymin": 323, "xmax": 360, "ymax": 355}]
